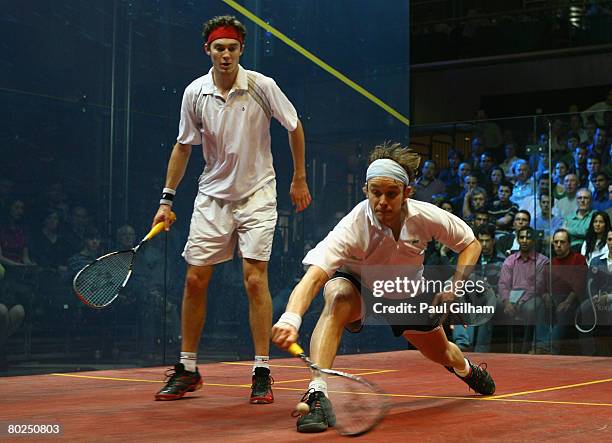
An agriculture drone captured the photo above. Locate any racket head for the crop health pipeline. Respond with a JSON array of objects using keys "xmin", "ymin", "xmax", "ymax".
[
  {"xmin": 320, "ymin": 368, "xmax": 390, "ymax": 436},
  {"xmin": 73, "ymin": 250, "xmax": 135, "ymax": 308}
]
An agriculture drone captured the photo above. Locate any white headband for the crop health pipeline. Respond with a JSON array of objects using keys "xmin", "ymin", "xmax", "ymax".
[{"xmin": 366, "ymin": 159, "xmax": 410, "ymax": 185}]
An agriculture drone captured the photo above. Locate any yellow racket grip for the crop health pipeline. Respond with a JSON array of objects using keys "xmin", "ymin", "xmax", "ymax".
[
  {"xmin": 144, "ymin": 211, "xmax": 177, "ymax": 241},
  {"xmin": 288, "ymin": 343, "xmax": 305, "ymax": 357}
]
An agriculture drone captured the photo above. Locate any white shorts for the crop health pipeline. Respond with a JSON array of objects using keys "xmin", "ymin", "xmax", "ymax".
[{"xmin": 182, "ymin": 179, "xmax": 278, "ymax": 266}]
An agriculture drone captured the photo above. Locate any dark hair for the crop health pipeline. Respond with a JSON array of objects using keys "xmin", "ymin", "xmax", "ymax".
[
  {"xmin": 490, "ymin": 166, "xmax": 505, "ymax": 181},
  {"xmin": 481, "ymin": 150, "xmax": 495, "ymax": 160},
  {"xmin": 517, "ymin": 226, "xmax": 535, "ymax": 238},
  {"xmin": 475, "ymin": 223, "xmax": 496, "ymax": 238},
  {"xmin": 202, "ymin": 15, "xmax": 247, "ymax": 45},
  {"xmin": 437, "ymin": 197, "xmax": 453, "ymax": 210},
  {"xmin": 553, "ymin": 228, "xmax": 571, "ymax": 243},
  {"xmin": 516, "ymin": 209, "xmax": 531, "ymax": 223},
  {"xmin": 584, "ymin": 211, "xmax": 611, "ymax": 256},
  {"xmin": 447, "ymin": 149, "xmax": 463, "ymax": 161},
  {"xmin": 587, "ymin": 153, "xmax": 601, "ymax": 162},
  {"xmin": 499, "ymin": 181, "xmax": 514, "ymax": 192}
]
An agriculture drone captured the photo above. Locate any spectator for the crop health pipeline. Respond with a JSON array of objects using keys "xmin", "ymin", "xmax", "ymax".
[
  {"xmin": 0, "ymin": 296, "xmax": 25, "ymax": 370},
  {"xmin": 555, "ymin": 174, "xmax": 579, "ymax": 219},
  {"xmin": 568, "ymin": 114, "xmax": 588, "ymax": 143},
  {"xmin": 569, "ymin": 146, "xmax": 588, "ymax": 187},
  {"xmin": 529, "ymin": 139, "xmax": 550, "ymax": 181},
  {"xmin": 584, "ymin": 120, "xmax": 598, "ymax": 146},
  {"xmin": 580, "ymin": 211, "xmax": 610, "ymax": 264},
  {"xmin": 412, "ymin": 160, "xmax": 446, "ymax": 202},
  {"xmin": 29, "ymin": 210, "xmax": 70, "ymax": 272},
  {"xmin": 477, "ymin": 151, "xmax": 496, "ymax": 187},
  {"xmin": 581, "ymin": 87, "xmax": 612, "ymax": 127},
  {"xmin": 530, "ymin": 173, "xmax": 552, "ymax": 219},
  {"xmin": 489, "ymin": 166, "xmax": 505, "ymax": 198},
  {"xmin": 438, "ymin": 149, "xmax": 463, "ymax": 188},
  {"xmin": 468, "ymin": 136, "xmax": 485, "ymax": 171},
  {"xmin": 576, "ymin": 229, "xmax": 612, "ymax": 356},
  {"xmin": 552, "ymin": 160, "xmax": 569, "ymax": 200},
  {"xmin": 497, "ymin": 210, "xmax": 531, "ymax": 256},
  {"xmin": 472, "ymin": 210, "xmax": 490, "ymax": 229},
  {"xmin": 439, "ymin": 199, "xmax": 454, "ymax": 213},
  {"xmin": 473, "ymin": 109, "xmax": 502, "ymax": 149},
  {"xmin": 498, "ymin": 227, "xmax": 550, "ymax": 354},
  {"xmin": 36, "ymin": 182, "xmax": 70, "ymax": 224},
  {"xmin": 0, "ymin": 199, "xmax": 36, "ymax": 268},
  {"xmin": 532, "ymin": 193, "xmax": 563, "ymax": 248},
  {"xmin": 63, "ymin": 206, "xmax": 92, "ymax": 258},
  {"xmin": 604, "ymin": 144, "xmax": 612, "ymax": 178},
  {"xmin": 585, "ymin": 155, "xmax": 601, "ymax": 194},
  {"xmin": 451, "ymin": 174, "xmax": 478, "ymax": 212},
  {"xmin": 592, "ymin": 172, "xmax": 611, "ymax": 211},
  {"xmin": 550, "ymin": 229, "xmax": 587, "ymax": 354},
  {"xmin": 499, "ymin": 143, "xmax": 520, "ymax": 180},
  {"xmin": 67, "ymin": 227, "xmax": 101, "ymax": 277},
  {"xmin": 488, "ymin": 182, "xmax": 518, "ymax": 236},
  {"xmin": 608, "ymin": 183, "xmax": 612, "ymax": 221},
  {"xmin": 462, "ymin": 187, "xmax": 488, "ymax": 222},
  {"xmin": 510, "ymin": 159, "xmax": 535, "ymax": 211},
  {"xmin": 563, "ymin": 188, "xmax": 594, "ymax": 250},
  {"xmin": 548, "ymin": 119, "xmax": 566, "ymax": 158},
  {"xmin": 452, "ymin": 224, "xmax": 504, "ymax": 352},
  {"xmin": 447, "ymin": 162, "xmax": 472, "ymax": 197}
]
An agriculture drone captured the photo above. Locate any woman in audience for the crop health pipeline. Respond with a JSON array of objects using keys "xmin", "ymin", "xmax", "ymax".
[
  {"xmin": 489, "ymin": 166, "xmax": 505, "ymax": 199},
  {"xmin": 581, "ymin": 211, "xmax": 611, "ymax": 264}
]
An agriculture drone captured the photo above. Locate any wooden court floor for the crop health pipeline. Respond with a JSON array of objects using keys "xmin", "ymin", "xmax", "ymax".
[{"xmin": 1, "ymin": 350, "xmax": 611, "ymax": 442}]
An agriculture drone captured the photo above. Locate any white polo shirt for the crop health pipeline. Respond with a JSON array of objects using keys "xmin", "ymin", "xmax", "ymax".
[
  {"xmin": 303, "ymin": 199, "xmax": 475, "ymax": 288},
  {"xmin": 177, "ymin": 65, "xmax": 298, "ymax": 200}
]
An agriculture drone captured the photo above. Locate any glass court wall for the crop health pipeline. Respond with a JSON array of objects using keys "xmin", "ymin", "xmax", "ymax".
[{"xmin": 1, "ymin": 1, "xmax": 610, "ymax": 376}]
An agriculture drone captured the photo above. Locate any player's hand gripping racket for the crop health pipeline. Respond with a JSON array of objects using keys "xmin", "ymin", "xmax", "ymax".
[
  {"xmin": 287, "ymin": 343, "xmax": 389, "ymax": 436},
  {"xmin": 73, "ymin": 212, "xmax": 176, "ymax": 308}
]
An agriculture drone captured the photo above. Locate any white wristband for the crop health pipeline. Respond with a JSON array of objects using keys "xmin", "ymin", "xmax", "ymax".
[{"xmin": 276, "ymin": 312, "xmax": 302, "ymax": 332}]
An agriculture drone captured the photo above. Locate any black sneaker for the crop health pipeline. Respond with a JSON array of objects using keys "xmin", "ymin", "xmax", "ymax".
[
  {"xmin": 155, "ymin": 363, "xmax": 203, "ymax": 401},
  {"xmin": 295, "ymin": 389, "xmax": 336, "ymax": 433},
  {"xmin": 445, "ymin": 359, "xmax": 495, "ymax": 395},
  {"xmin": 250, "ymin": 367, "xmax": 274, "ymax": 404}
]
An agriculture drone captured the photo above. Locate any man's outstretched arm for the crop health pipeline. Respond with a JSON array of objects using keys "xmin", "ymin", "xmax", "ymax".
[{"xmin": 271, "ymin": 265, "xmax": 329, "ymax": 349}]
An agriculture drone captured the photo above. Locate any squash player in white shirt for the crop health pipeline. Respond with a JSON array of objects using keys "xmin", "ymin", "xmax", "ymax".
[
  {"xmin": 272, "ymin": 142, "xmax": 495, "ymax": 433},
  {"xmin": 153, "ymin": 15, "xmax": 311, "ymax": 404}
]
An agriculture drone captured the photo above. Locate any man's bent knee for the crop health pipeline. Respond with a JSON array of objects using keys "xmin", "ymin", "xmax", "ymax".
[{"xmin": 322, "ymin": 281, "xmax": 361, "ymax": 317}]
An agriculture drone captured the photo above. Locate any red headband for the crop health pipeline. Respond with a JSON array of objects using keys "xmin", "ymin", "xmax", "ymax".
[{"xmin": 206, "ymin": 26, "xmax": 243, "ymax": 46}]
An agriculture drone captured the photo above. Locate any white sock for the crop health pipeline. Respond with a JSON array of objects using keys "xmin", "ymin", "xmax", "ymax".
[
  {"xmin": 308, "ymin": 378, "xmax": 328, "ymax": 397},
  {"xmin": 180, "ymin": 352, "xmax": 197, "ymax": 372},
  {"xmin": 454, "ymin": 358, "xmax": 471, "ymax": 377},
  {"xmin": 253, "ymin": 355, "xmax": 270, "ymax": 374}
]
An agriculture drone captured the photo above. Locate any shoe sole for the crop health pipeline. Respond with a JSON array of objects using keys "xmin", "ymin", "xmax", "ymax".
[
  {"xmin": 297, "ymin": 423, "xmax": 328, "ymax": 433},
  {"xmin": 249, "ymin": 397, "xmax": 274, "ymax": 404},
  {"xmin": 154, "ymin": 380, "xmax": 203, "ymax": 401}
]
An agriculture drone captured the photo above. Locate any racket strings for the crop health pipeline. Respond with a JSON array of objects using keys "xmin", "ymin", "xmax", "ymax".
[
  {"xmin": 74, "ymin": 252, "xmax": 134, "ymax": 307},
  {"xmin": 326, "ymin": 374, "xmax": 387, "ymax": 436}
]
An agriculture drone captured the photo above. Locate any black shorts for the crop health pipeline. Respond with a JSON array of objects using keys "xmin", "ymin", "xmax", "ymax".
[{"xmin": 330, "ymin": 271, "xmax": 440, "ymax": 337}]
